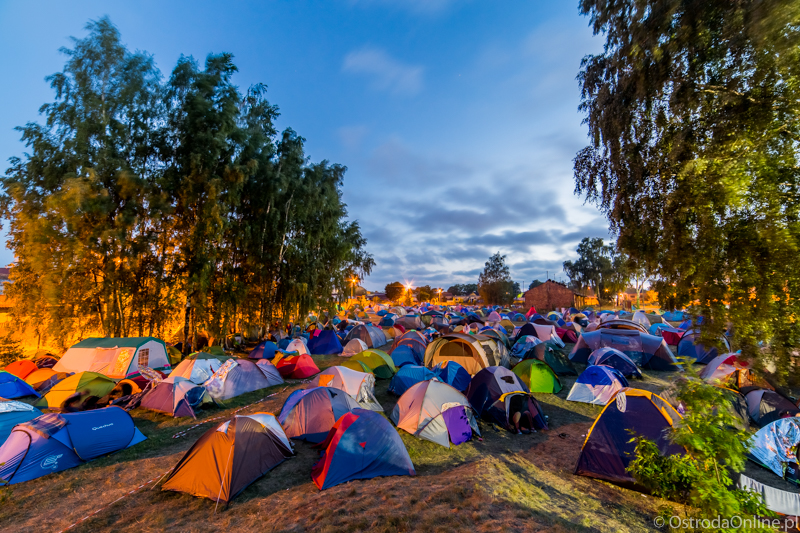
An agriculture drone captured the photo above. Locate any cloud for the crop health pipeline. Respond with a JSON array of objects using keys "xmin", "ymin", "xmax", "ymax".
[
  {"xmin": 337, "ymin": 125, "xmax": 370, "ymax": 151},
  {"xmin": 347, "ymin": 0, "xmax": 459, "ymax": 15},
  {"xmin": 343, "ymin": 48, "xmax": 423, "ymax": 96}
]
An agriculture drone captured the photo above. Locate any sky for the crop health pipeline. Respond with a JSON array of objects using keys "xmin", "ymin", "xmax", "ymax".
[{"xmin": 0, "ymin": 0, "xmax": 611, "ymax": 291}]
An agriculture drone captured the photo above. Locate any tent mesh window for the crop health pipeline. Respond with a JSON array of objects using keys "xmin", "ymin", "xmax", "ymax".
[{"xmin": 138, "ymin": 348, "xmax": 149, "ymax": 369}]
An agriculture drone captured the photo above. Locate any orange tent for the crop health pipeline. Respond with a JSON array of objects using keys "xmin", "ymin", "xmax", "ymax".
[{"xmin": 5, "ymin": 360, "xmax": 37, "ymax": 380}]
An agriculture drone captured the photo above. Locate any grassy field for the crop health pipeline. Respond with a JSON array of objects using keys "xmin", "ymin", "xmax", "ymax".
[{"xmin": 0, "ymin": 343, "xmax": 690, "ymax": 533}]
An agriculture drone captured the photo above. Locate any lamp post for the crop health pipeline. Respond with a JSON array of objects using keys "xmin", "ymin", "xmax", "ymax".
[
  {"xmin": 438, "ymin": 288, "xmax": 443, "ymax": 303},
  {"xmin": 350, "ymin": 277, "xmax": 359, "ymax": 300}
]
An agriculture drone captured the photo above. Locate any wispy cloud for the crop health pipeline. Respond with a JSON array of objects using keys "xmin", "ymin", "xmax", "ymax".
[
  {"xmin": 347, "ymin": 0, "xmax": 459, "ymax": 16},
  {"xmin": 343, "ymin": 47, "xmax": 423, "ymax": 96}
]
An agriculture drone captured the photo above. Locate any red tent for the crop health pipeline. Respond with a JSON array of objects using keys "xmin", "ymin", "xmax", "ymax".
[
  {"xmin": 5, "ymin": 360, "xmax": 37, "ymax": 380},
  {"xmin": 526, "ymin": 306, "xmax": 537, "ymax": 318},
  {"xmin": 557, "ymin": 328, "xmax": 578, "ymax": 344},
  {"xmin": 276, "ymin": 354, "xmax": 320, "ymax": 379}
]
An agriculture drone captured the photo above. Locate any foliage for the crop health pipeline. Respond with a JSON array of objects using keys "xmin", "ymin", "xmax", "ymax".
[
  {"xmin": 563, "ymin": 238, "xmax": 629, "ymax": 303},
  {"xmin": 574, "ymin": 0, "xmax": 800, "ymax": 376},
  {"xmin": 414, "ymin": 285, "xmax": 433, "ymax": 303},
  {"xmin": 478, "ymin": 252, "xmax": 516, "ymax": 305},
  {"xmin": 627, "ymin": 363, "xmax": 773, "ymax": 532},
  {"xmin": 385, "ymin": 282, "xmax": 405, "ymax": 303},
  {"xmin": 1, "ymin": 18, "xmax": 373, "ymax": 351},
  {"xmin": 0, "ymin": 335, "xmax": 24, "ymax": 367},
  {"xmin": 528, "ymin": 279, "xmax": 544, "ymax": 290},
  {"xmin": 447, "ymin": 283, "xmax": 478, "ymax": 296}
]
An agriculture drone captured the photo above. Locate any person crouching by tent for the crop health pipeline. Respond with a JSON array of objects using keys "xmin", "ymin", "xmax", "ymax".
[{"xmin": 509, "ymin": 394, "xmax": 535, "ymax": 434}]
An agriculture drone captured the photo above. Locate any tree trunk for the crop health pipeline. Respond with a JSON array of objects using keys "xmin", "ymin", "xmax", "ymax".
[{"xmin": 182, "ymin": 293, "xmax": 192, "ymax": 356}]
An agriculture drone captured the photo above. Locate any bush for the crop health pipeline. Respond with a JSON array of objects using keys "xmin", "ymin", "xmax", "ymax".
[
  {"xmin": 627, "ymin": 360, "xmax": 774, "ymax": 532},
  {"xmin": 0, "ymin": 335, "xmax": 24, "ymax": 366}
]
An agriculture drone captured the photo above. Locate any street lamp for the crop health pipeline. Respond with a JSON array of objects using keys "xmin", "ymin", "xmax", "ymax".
[
  {"xmin": 438, "ymin": 288, "xmax": 443, "ymax": 303},
  {"xmin": 350, "ymin": 276, "xmax": 359, "ymax": 299}
]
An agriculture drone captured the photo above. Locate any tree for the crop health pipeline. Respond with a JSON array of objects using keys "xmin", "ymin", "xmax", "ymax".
[
  {"xmin": 385, "ymin": 282, "xmax": 405, "ymax": 303},
  {"xmin": 414, "ymin": 285, "xmax": 433, "ymax": 303},
  {"xmin": 1, "ymin": 17, "xmax": 373, "ymax": 351},
  {"xmin": 627, "ymin": 364, "xmax": 772, "ymax": 531},
  {"xmin": 446, "ymin": 283, "xmax": 477, "ymax": 296},
  {"xmin": 478, "ymin": 252, "xmax": 516, "ymax": 305},
  {"xmin": 574, "ymin": 1, "xmax": 800, "ymax": 376},
  {"xmin": 528, "ymin": 279, "xmax": 544, "ymax": 290},
  {"xmin": 562, "ymin": 238, "xmax": 618, "ymax": 304}
]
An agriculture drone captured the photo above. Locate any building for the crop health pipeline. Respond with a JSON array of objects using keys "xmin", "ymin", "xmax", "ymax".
[{"xmin": 522, "ymin": 280, "xmax": 581, "ymax": 311}]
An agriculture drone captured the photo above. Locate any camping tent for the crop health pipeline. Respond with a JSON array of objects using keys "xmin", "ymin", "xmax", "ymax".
[
  {"xmin": 35, "ymin": 372, "xmax": 114, "ymax": 409},
  {"xmin": 249, "ymin": 340, "xmax": 278, "ymax": 360},
  {"xmin": 432, "ymin": 361, "xmax": 471, "ymax": 393},
  {"xmin": 285, "ymin": 338, "xmax": 309, "ymax": 356},
  {"xmin": 55, "ymin": 337, "xmax": 170, "ymax": 379},
  {"xmin": 391, "ymin": 380, "xmax": 480, "ymax": 448},
  {"xmin": 473, "ymin": 335, "xmax": 510, "ymax": 367},
  {"xmin": 169, "ymin": 352, "xmax": 233, "ymax": 384},
  {"xmin": 569, "ymin": 329, "xmax": 679, "ymax": 371},
  {"xmin": 566, "ymin": 366, "xmax": 629, "ymax": 405},
  {"xmin": 0, "ymin": 400, "xmax": 41, "ymax": 443},
  {"xmin": 309, "ymin": 366, "xmax": 382, "ymax": 411},
  {"xmin": 0, "ymin": 407, "xmax": 146, "ymax": 484},
  {"xmin": 587, "ymin": 347, "xmax": 642, "ymax": 378},
  {"xmin": 511, "ymin": 359, "xmax": 562, "ymax": 393},
  {"xmin": 279, "ymin": 387, "xmax": 360, "ymax": 443},
  {"xmin": 275, "ymin": 354, "xmax": 320, "ymax": 379},
  {"xmin": 139, "ymin": 376, "xmax": 212, "ymax": 418},
  {"xmin": 465, "ymin": 366, "xmax": 548, "ymax": 431},
  {"xmin": 390, "ymin": 345, "xmax": 420, "ymax": 368},
  {"xmin": 748, "ymin": 418, "xmax": 800, "ymax": 482},
  {"xmin": 744, "ymin": 389, "xmax": 800, "ymax": 428},
  {"xmin": 162, "ymin": 413, "xmax": 293, "ymax": 504},
  {"xmin": 677, "ymin": 330, "xmax": 732, "ymax": 364},
  {"xmin": 311, "ymin": 409, "xmax": 415, "ymax": 490},
  {"xmin": 344, "ymin": 324, "xmax": 387, "ymax": 349},
  {"xmin": 343, "ymin": 339, "xmax": 368, "ymax": 357},
  {"xmin": 5, "ymin": 360, "xmax": 37, "ymax": 380},
  {"xmin": 574, "ymin": 388, "xmax": 684, "ymax": 489},
  {"xmin": 0, "ymin": 371, "xmax": 40, "ymax": 399},
  {"xmin": 423, "ymin": 333, "xmax": 491, "ymax": 375},
  {"xmin": 388, "ymin": 365, "xmax": 438, "ymax": 396},
  {"xmin": 204, "ymin": 358, "xmax": 283, "ymax": 401},
  {"xmin": 342, "ymin": 349, "xmax": 397, "ymax": 379},
  {"xmin": 308, "ymin": 330, "xmax": 343, "ymax": 355},
  {"xmin": 255, "ymin": 359, "xmax": 284, "ymax": 385}
]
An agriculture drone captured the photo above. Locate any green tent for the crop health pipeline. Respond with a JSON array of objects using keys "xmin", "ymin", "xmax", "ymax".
[
  {"xmin": 512, "ymin": 359, "xmax": 562, "ymax": 393},
  {"xmin": 341, "ymin": 349, "xmax": 397, "ymax": 379},
  {"xmin": 35, "ymin": 371, "xmax": 117, "ymax": 409}
]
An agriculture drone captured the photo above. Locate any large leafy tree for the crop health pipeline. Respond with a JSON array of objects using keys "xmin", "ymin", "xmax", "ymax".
[
  {"xmin": 478, "ymin": 252, "xmax": 516, "ymax": 305},
  {"xmin": 385, "ymin": 282, "xmax": 405, "ymax": 302},
  {"xmin": 574, "ymin": 0, "xmax": 800, "ymax": 374},
  {"xmin": 2, "ymin": 18, "xmax": 373, "ymax": 351},
  {"xmin": 563, "ymin": 238, "xmax": 623, "ymax": 303}
]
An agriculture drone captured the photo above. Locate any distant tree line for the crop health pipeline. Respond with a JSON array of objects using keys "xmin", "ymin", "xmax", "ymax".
[{"xmin": 1, "ymin": 18, "xmax": 373, "ymax": 352}]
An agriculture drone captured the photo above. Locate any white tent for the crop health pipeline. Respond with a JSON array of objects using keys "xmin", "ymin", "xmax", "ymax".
[
  {"xmin": 55, "ymin": 337, "xmax": 170, "ymax": 378},
  {"xmin": 308, "ymin": 366, "xmax": 382, "ymax": 411}
]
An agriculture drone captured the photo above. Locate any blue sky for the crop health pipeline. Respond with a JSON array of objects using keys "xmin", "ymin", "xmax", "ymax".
[{"xmin": 0, "ymin": 0, "xmax": 610, "ymax": 290}]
